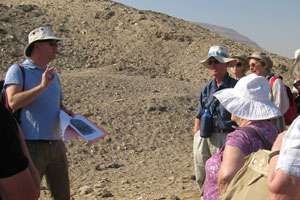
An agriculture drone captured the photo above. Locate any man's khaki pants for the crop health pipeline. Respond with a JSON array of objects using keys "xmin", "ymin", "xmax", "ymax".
[
  {"xmin": 26, "ymin": 140, "xmax": 70, "ymax": 200},
  {"xmin": 193, "ymin": 130, "xmax": 228, "ymax": 190}
]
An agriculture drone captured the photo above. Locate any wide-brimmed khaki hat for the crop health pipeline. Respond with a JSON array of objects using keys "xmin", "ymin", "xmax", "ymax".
[
  {"xmin": 247, "ymin": 52, "xmax": 273, "ymax": 68},
  {"xmin": 200, "ymin": 46, "xmax": 237, "ymax": 68},
  {"xmin": 24, "ymin": 27, "xmax": 63, "ymax": 57},
  {"xmin": 213, "ymin": 73, "xmax": 282, "ymax": 120}
]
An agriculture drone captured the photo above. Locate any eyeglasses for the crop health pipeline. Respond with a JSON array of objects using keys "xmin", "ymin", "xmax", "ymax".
[
  {"xmin": 234, "ymin": 62, "xmax": 243, "ymax": 67},
  {"xmin": 294, "ymin": 80, "xmax": 300, "ymax": 88},
  {"xmin": 207, "ymin": 59, "xmax": 220, "ymax": 66}
]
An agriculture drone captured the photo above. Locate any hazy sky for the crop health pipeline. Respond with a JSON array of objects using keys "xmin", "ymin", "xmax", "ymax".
[{"xmin": 113, "ymin": 0, "xmax": 300, "ymax": 58}]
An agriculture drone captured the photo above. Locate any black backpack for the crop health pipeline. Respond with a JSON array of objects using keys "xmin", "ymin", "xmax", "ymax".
[{"xmin": 0, "ymin": 64, "xmax": 25, "ymax": 123}]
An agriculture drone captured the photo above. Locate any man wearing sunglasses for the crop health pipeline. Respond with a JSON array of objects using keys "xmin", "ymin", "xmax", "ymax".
[
  {"xmin": 4, "ymin": 27, "xmax": 72, "ymax": 199},
  {"xmin": 193, "ymin": 46, "xmax": 238, "ymax": 191}
]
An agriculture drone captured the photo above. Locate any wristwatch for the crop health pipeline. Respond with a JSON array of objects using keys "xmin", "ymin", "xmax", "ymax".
[{"xmin": 268, "ymin": 150, "xmax": 280, "ymax": 163}]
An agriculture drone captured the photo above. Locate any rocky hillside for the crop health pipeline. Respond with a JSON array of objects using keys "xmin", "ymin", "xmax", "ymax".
[
  {"xmin": 0, "ymin": 0, "xmax": 294, "ymax": 84},
  {"xmin": 0, "ymin": 0, "xmax": 296, "ymax": 200}
]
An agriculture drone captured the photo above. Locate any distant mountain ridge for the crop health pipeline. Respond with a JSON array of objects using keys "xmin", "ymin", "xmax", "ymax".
[{"xmin": 196, "ymin": 22, "xmax": 262, "ymax": 49}]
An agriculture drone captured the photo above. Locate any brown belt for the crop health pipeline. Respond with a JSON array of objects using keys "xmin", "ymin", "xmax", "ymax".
[{"xmin": 212, "ymin": 129, "xmax": 230, "ymax": 134}]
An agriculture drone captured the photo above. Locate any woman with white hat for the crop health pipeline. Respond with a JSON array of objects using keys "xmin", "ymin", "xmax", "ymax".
[{"xmin": 202, "ymin": 74, "xmax": 281, "ymax": 200}]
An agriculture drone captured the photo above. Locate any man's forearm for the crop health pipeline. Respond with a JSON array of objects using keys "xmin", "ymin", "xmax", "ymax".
[{"xmin": 7, "ymin": 84, "xmax": 46, "ymax": 111}]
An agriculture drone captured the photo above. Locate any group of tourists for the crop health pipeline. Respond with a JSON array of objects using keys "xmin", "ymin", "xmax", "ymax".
[
  {"xmin": 1, "ymin": 25, "xmax": 300, "ymax": 200},
  {"xmin": 194, "ymin": 45, "xmax": 300, "ymax": 199}
]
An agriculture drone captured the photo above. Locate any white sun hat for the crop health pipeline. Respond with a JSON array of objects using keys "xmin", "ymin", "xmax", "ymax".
[
  {"xmin": 24, "ymin": 27, "xmax": 63, "ymax": 57},
  {"xmin": 213, "ymin": 73, "xmax": 282, "ymax": 120},
  {"xmin": 291, "ymin": 49, "xmax": 300, "ymax": 79},
  {"xmin": 294, "ymin": 48, "xmax": 300, "ymax": 59},
  {"xmin": 200, "ymin": 46, "xmax": 237, "ymax": 68}
]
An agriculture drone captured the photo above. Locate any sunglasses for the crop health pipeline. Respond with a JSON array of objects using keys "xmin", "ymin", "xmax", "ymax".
[
  {"xmin": 39, "ymin": 40, "xmax": 59, "ymax": 46},
  {"xmin": 294, "ymin": 80, "xmax": 300, "ymax": 88},
  {"xmin": 250, "ymin": 63, "xmax": 258, "ymax": 68},
  {"xmin": 207, "ymin": 59, "xmax": 220, "ymax": 66},
  {"xmin": 234, "ymin": 62, "xmax": 243, "ymax": 67}
]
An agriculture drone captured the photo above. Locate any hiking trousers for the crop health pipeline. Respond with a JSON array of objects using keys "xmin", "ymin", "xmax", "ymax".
[{"xmin": 26, "ymin": 140, "xmax": 70, "ymax": 200}]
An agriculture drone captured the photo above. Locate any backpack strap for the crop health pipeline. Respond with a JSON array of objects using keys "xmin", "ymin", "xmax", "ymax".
[
  {"xmin": 235, "ymin": 126, "xmax": 272, "ymax": 150},
  {"xmin": 269, "ymin": 76, "xmax": 278, "ymax": 91},
  {"xmin": 17, "ymin": 64, "xmax": 25, "ymax": 91},
  {"xmin": 5, "ymin": 64, "xmax": 25, "ymax": 121}
]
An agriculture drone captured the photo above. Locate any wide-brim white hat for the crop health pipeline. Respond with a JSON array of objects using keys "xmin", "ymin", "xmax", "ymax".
[
  {"xmin": 213, "ymin": 73, "xmax": 282, "ymax": 120},
  {"xmin": 294, "ymin": 48, "xmax": 300, "ymax": 60},
  {"xmin": 200, "ymin": 46, "xmax": 237, "ymax": 68},
  {"xmin": 291, "ymin": 53, "xmax": 300, "ymax": 79},
  {"xmin": 24, "ymin": 27, "xmax": 63, "ymax": 57}
]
